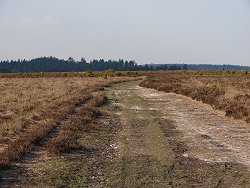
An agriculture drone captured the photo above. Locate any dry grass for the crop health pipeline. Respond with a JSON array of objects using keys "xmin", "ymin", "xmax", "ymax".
[
  {"xmin": 140, "ymin": 71, "xmax": 250, "ymax": 123},
  {"xmin": 46, "ymin": 94, "xmax": 106, "ymax": 155},
  {"xmin": 0, "ymin": 77, "xmax": 97, "ymax": 147},
  {"xmin": 0, "ymin": 74, "xmax": 139, "ymax": 168}
]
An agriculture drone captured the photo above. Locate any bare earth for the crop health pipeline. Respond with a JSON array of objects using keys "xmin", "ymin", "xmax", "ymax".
[
  {"xmin": 106, "ymin": 81, "xmax": 250, "ymax": 187},
  {"xmin": 137, "ymin": 85, "xmax": 250, "ymax": 169}
]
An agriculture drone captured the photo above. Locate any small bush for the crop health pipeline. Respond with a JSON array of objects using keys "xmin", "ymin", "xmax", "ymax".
[{"xmin": 210, "ymin": 84, "xmax": 219, "ymax": 91}]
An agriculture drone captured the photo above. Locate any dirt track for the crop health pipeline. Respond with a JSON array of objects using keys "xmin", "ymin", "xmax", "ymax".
[
  {"xmin": 106, "ymin": 81, "xmax": 250, "ymax": 187},
  {"xmin": 137, "ymin": 85, "xmax": 250, "ymax": 169},
  {"xmin": 1, "ymin": 80, "xmax": 250, "ymax": 187}
]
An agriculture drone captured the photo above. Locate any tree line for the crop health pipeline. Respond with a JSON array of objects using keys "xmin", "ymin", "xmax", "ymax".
[{"xmin": 0, "ymin": 56, "xmax": 249, "ymax": 73}]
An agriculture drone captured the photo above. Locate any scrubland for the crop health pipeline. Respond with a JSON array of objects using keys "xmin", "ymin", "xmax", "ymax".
[
  {"xmin": 1, "ymin": 70, "xmax": 250, "ymax": 187},
  {"xmin": 0, "ymin": 73, "xmax": 138, "ymax": 167},
  {"xmin": 140, "ymin": 71, "xmax": 250, "ymax": 123}
]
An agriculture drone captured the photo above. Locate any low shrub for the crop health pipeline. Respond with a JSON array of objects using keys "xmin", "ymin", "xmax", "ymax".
[{"xmin": 140, "ymin": 72, "xmax": 250, "ymax": 123}]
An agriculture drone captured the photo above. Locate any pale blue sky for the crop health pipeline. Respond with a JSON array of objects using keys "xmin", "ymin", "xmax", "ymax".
[{"xmin": 0, "ymin": 0, "xmax": 249, "ymax": 65}]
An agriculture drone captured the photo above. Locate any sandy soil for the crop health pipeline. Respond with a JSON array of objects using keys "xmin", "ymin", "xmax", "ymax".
[
  {"xmin": 105, "ymin": 81, "xmax": 250, "ymax": 187},
  {"xmin": 137, "ymin": 85, "xmax": 250, "ymax": 170}
]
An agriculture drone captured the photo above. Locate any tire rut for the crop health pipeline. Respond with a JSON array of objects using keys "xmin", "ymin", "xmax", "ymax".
[
  {"xmin": 1, "ymin": 81, "xmax": 250, "ymax": 187},
  {"xmin": 106, "ymin": 81, "xmax": 250, "ymax": 188},
  {"xmin": 0, "ymin": 100, "xmax": 90, "ymax": 187},
  {"xmin": 137, "ymin": 85, "xmax": 250, "ymax": 169}
]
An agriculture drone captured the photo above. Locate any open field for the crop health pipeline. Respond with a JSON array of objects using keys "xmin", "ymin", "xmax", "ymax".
[
  {"xmin": 140, "ymin": 71, "xmax": 250, "ymax": 123},
  {"xmin": 0, "ymin": 71, "xmax": 250, "ymax": 187}
]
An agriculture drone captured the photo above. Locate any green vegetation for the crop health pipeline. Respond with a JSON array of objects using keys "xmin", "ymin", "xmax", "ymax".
[
  {"xmin": 2, "ymin": 56, "xmax": 249, "ymax": 73},
  {"xmin": 0, "ymin": 70, "xmax": 139, "ymax": 78},
  {"xmin": 210, "ymin": 83, "xmax": 220, "ymax": 91}
]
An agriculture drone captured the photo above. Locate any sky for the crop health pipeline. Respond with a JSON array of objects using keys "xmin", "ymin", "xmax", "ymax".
[{"xmin": 0, "ymin": 0, "xmax": 250, "ymax": 65}]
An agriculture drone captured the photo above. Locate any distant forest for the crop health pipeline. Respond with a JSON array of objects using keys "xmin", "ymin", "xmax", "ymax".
[{"xmin": 0, "ymin": 57, "xmax": 249, "ymax": 73}]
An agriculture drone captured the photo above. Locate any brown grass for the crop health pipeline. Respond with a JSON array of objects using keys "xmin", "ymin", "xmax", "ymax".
[
  {"xmin": 0, "ymin": 75, "xmax": 139, "ymax": 168},
  {"xmin": 140, "ymin": 71, "xmax": 250, "ymax": 123},
  {"xmin": 0, "ymin": 77, "xmax": 93, "ymax": 145},
  {"xmin": 46, "ymin": 95, "xmax": 106, "ymax": 155}
]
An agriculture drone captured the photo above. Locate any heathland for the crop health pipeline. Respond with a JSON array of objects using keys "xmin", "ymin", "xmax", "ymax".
[
  {"xmin": 0, "ymin": 70, "xmax": 249, "ymax": 187},
  {"xmin": 141, "ymin": 71, "xmax": 250, "ymax": 123},
  {"xmin": 0, "ymin": 72, "xmax": 138, "ymax": 167}
]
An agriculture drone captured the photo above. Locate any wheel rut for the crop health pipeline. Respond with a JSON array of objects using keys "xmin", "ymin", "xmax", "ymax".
[
  {"xmin": 105, "ymin": 81, "xmax": 250, "ymax": 188},
  {"xmin": 0, "ymin": 100, "xmax": 90, "ymax": 187},
  {"xmin": 1, "ymin": 81, "xmax": 250, "ymax": 187},
  {"xmin": 137, "ymin": 85, "xmax": 250, "ymax": 169}
]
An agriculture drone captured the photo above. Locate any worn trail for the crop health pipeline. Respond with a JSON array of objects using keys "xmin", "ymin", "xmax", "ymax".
[
  {"xmin": 1, "ymin": 80, "xmax": 250, "ymax": 187},
  {"xmin": 106, "ymin": 81, "xmax": 250, "ymax": 187},
  {"xmin": 137, "ymin": 85, "xmax": 250, "ymax": 169}
]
